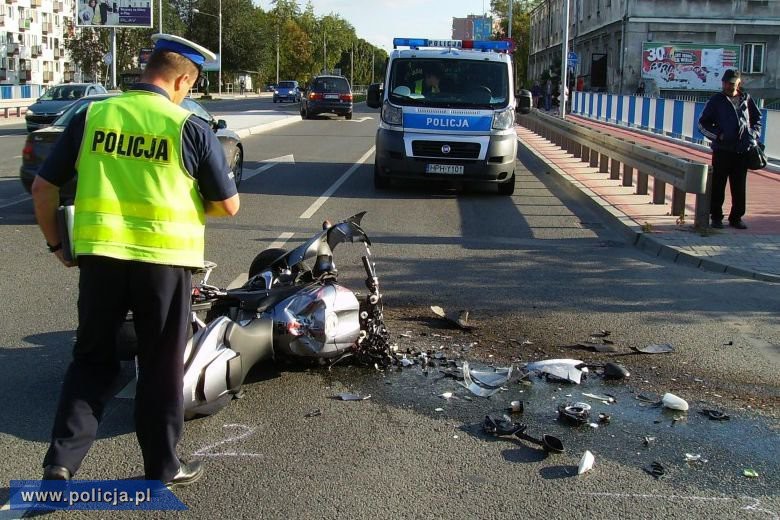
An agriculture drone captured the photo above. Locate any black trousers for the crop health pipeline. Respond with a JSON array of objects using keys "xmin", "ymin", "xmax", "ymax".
[
  {"xmin": 710, "ymin": 149, "xmax": 748, "ymax": 222},
  {"xmin": 43, "ymin": 255, "xmax": 191, "ymax": 482}
]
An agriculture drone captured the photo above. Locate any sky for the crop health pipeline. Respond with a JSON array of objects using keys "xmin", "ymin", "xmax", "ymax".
[{"xmin": 256, "ymin": 0, "xmax": 494, "ymax": 53}]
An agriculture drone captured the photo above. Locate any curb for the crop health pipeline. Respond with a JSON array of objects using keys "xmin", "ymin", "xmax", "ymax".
[
  {"xmin": 516, "ymin": 129, "xmax": 780, "ymax": 284},
  {"xmin": 234, "ymin": 114, "xmax": 300, "ymax": 139}
]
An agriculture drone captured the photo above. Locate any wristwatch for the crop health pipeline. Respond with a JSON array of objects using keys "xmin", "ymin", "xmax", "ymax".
[{"xmin": 47, "ymin": 241, "xmax": 63, "ymax": 253}]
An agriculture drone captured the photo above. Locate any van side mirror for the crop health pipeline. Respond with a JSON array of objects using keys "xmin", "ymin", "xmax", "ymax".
[
  {"xmin": 216, "ymin": 119, "xmax": 227, "ymax": 129},
  {"xmin": 366, "ymin": 83, "xmax": 382, "ymax": 109}
]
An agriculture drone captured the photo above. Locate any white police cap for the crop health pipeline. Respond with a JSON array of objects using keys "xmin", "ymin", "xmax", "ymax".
[{"xmin": 150, "ymin": 33, "xmax": 216, "ymax": 67}]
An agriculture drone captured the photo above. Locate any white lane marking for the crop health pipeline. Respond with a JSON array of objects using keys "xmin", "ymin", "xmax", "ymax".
[
  {"xmin": 269, "ymin": 231, "xmax": 294, "ymax": 249},
  {"xmin": 345, "ymin": 116, "xmax": 374, "ymax": 122},
  {"xmin": 242, "ymin": 154, "xmax": 295, "ymax": 182},
  {"xmin": 0, "ymin": 195, "xmax": 31, "ymax": 209},
  {"xmin": 299, "ymin": 146, "xmax": 375, "ymax": 219},
  {"xmin": 13, "ymin": 155, "xmax": 22, "ymax": 159}
]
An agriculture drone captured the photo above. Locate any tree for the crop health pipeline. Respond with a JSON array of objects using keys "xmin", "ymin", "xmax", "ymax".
[{"xmin": 491, "ymin": 0, "xmax": 540, "ymax": 89}]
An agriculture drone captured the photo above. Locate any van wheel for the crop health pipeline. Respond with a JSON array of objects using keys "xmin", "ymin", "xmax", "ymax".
[
  {"xmin": 374, "ymin": 161, "xmax": 390, "ymax": 190},
  {"xmin": 498, "ymin": 172, "xmax": 515, "ymax": 196}
]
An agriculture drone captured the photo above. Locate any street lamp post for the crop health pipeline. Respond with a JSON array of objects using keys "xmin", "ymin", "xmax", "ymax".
[{"xmin": 193, "ymin": 2, "xmax": 222, "ymax": 96}]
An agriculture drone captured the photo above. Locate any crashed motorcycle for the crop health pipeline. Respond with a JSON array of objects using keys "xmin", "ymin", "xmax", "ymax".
[{"xmin": 120, "ymin": 212, "xmax": 389, "ymax": 418}]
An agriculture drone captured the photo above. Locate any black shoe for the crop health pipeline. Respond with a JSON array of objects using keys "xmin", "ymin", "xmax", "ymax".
[
  {"xmin": 43, "ymin": 465, "xmax": 71, "ymax": 480},
  {"xmin": 729, "ymin": 219, "xmax": 748, "ymax": 229},
  {"xmin": 711, "ymin": 220, "xmax": 724, "ymax": 229},
  {"xmin": 164, "ymin": 461, "xmax": 203, "ymax": 490}
]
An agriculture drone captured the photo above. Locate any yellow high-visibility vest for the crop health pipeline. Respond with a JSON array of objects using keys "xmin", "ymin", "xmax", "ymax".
[{"xmin": 73, "ymin": 90, "xmax": 206, "ymax": 268}]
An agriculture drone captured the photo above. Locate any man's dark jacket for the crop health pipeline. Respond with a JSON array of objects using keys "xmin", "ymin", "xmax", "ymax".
[{"xmin": 697, "ymin": 91, "xmax": 762, "ymax": 153}]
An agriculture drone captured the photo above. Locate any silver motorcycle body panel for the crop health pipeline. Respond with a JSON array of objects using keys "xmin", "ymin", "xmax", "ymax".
[
  {"xmin": 182, "ymin": 316, "xmax": 238, "ymax": 418},
  {"xmin": 272, "ymin": 283, "xmax": 360, "ymax": 358}
]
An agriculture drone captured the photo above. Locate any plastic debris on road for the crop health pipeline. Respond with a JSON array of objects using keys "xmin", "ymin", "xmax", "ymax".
[
  {"xmin": 578, "ymin": 450, "xmax": 595, "ymax": 475},
  {"xmin": 482, "ymin": 415, "xmax": 525, "ymax": 436},
  {"xmin": 633, "ymin": 343, "xmax": 675, "ymax": 354},
  {"xmin": 439, "ymin": 392, "xmax": 454, "ymax": 399},
  {"xmin": 430, "ymin": 305, "xmax": 474, "ymax": 330},
  {"xmin": 743, "ymin": 469, "xmax": 759, "ymax": 478},
  {"xmin": 661, "ymin": 392, "xmax": 689, "ymax": 411},
  {"xmin": 335, "ymin": 392, "xmax": 371, "ymax": 401},
  {"xmin": 525, "ymin": 359, "xmax": 587, "ymax": 385},
  {"xmin": 509, "ymin": 400, "xmax": 524, "ymax": 413},
  {"xmin": 582, "ymin": 392, "xmax": 616, "ymax": 404},
  {"xmin": 461, "ymin": 361, "xmax": 513, "ymax": 397},
  {"xmin": 558, "ymin": 402, "xmax": 592, "ymax": 426},
  {"xmin": 685, "ymin": 453, "xmax": 707, "ymax": 464}
]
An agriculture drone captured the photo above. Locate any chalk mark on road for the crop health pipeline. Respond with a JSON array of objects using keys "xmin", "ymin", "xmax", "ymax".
[
  {"xmin": 299, "ymin": 146, "xmax": 375, "ymax": 219},
  {"xmin": 193, "ymin": 423, "xmax": 264, "ymax": 458}
]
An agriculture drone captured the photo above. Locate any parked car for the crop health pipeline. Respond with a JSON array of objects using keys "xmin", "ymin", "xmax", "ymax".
[
  {"xmin": 266, "ymin": 84, "xmax": 276, "ymax": 92},
  {"xmin": 273, "ymin": 80, "xmax": 300, "ymax": 103},
  {"xmin": 299, "ymin": 75, "xmax": 353, "ymax": 120},
  {"xmin": 516, "ymin": 89, "xmax": 533, "ymax": 114},
  {"xmin": 24, "ymin": 83, "xmax": 108, "ymax": 133},
  {"xmin": 20, "ymin": 95, "xmax": 244, "ymax": 201}
]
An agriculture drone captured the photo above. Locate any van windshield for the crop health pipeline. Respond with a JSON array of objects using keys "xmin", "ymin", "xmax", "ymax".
[{"xmin": 388, "ymin": 58, "xmax": 509, "ymax": 109}]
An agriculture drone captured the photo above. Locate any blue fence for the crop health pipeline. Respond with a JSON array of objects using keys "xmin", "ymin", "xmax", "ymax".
[{"xmin": 571, "ymin": 92, "xmax": 778, "ymax": 160}]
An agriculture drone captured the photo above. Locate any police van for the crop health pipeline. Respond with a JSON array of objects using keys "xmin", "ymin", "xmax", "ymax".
[{"xmin": 366, "ymin": 38, "xmax": 517, "ymax": 195}]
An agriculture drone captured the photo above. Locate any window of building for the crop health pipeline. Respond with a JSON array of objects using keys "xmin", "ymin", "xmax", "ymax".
[{"xmin": 742, "ymin": 43, "xmax": 765, "ymax": 74}]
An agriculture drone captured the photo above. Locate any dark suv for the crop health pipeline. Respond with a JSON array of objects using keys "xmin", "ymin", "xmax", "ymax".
[{"xmin": 300, "ymin": 75, "xmax": 353, "ymax": 120}]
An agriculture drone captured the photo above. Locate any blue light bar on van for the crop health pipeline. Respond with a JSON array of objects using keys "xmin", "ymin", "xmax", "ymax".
[{"xmin": 393, "ymin": 38, "xmax": 511, "ymax": 51}]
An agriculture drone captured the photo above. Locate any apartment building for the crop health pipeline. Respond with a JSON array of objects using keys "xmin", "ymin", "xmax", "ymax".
[
  {"xmin": 1, "ymin": 0, "xmax": 76, "ymax": 90},
  {"xmin": 528, "ymin": 0, "xmax": 780, "ymax": 99}
]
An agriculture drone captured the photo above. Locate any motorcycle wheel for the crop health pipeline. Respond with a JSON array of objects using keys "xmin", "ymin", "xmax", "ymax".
[{"xmin": 248, "ymin": 247, "xmax": 288, "ymax": 279}]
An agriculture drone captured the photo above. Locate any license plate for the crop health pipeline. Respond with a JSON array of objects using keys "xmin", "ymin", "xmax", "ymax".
[
  {"xmin": 426, "ymin": 164, "xmax": 464, "ymax": 175},
  {"xmin": 324, "ymin": 93, "xmax": 339, "ymax": 99}
]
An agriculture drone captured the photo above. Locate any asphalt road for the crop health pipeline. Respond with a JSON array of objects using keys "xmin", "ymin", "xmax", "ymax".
[{"xmin": 0, "ymin": 98, "xmax": 778, "ymax": 519}]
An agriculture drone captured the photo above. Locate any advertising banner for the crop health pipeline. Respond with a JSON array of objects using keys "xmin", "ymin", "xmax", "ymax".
[
  {"xmin": 641, "ymin": 43, "xmax": 740, "ymax": 91},
  {"xmin": 76, "ymin": 0, "xmax": 152, "ymax": 28},
  {"xmin": 472, "ymin": 17, "xmax": 493, "ymax": 41}
]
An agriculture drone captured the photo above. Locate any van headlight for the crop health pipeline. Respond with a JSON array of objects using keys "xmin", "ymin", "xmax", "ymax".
[
  {"xmin": 492, "ymin": 107, "xmax": 515, "ymax": 130},
  {"xmin": 381, "ymin": 100, "xmax": 402, "ymax": 126},
  {"xmin": 26, "ymin": 108, "xmax": 35, "ymax": 116}
]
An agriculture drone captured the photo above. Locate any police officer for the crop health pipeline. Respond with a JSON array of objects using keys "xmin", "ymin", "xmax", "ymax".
[
  {"xmin": 31, "ymin": 34, "xmax": 240, "ymax": 488},
  {"xmin": 414, "ymin": 64, "xmax": 443, "ymax": 95}
]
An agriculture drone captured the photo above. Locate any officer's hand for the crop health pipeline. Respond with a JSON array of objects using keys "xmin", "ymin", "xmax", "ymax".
[{"xmin": 54, "ymin": 249, "xmax": 76, "ymax": 268}]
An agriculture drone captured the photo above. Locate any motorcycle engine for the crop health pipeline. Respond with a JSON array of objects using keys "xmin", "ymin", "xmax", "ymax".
[{"xmin": 272, "ymin": 283, "xmax": 361, "ymax": 358}]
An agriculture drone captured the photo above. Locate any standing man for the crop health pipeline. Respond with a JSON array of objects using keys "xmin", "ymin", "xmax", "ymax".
[
  {"xmin": 697, "ymin": 69, "xmax": 762, "ymax": 229},
  {"xmin": 544, "ymin": 79, "xmax": 552, "ymax": 111},
  {"xmin": 31, "ymin": 34, "xmax": 240, "ymax": 488}
]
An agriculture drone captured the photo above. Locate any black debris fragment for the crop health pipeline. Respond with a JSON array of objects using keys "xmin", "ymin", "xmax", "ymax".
[
  {"xmin": 482, "ymin": 415, "xmax": 526, "ymax": 436},
  {"xmin": 700, "ymin": 409, "xmax": 731, "ymax": 421},
  {"xmin": 603, "ymin": 362, "xmax": 631, "ymax": 380},
  {"xmin": 644, "ymin": 461, "xmax": 666, "ymax": 479},
  {"xmin": 576, "ymin": 341, "xmax": 618, "ymax": 353},
  {"xmin": 304, "ymin": 409, "xmax": 322, "ymax": 417}
]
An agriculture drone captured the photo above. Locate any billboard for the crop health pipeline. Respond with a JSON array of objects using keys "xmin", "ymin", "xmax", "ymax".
[
  {"xmin": 76, "ymin": 0, "xmax": 152, "ymax": 28},
  {"xmin": 641, "ymin": 43, "xmax": 740, "ymax": 91}
]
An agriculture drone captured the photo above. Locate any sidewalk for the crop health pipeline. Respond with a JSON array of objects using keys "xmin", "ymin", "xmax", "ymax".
[{"xmin": 516, "ymin": 112, "xmax": 780, "ymax": 283}]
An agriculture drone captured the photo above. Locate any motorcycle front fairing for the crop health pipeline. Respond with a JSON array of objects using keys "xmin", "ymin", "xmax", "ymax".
[{"xmin": 278, "ymin": 212, "xmax": 371, "ymax": 270}]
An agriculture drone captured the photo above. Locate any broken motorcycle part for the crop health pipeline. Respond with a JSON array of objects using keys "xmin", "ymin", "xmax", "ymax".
[
  {"xmin": 700, "ymin": 409, "xmax": 730, "ymax": 421},
  {"xmin": 633, "ymin": 343, "xmax": 675, "ymax": 354},
  {"xmin": 558, "ymin": 402, "xmax": 592, "ymax": 426},
  {"xmin": 461, "ymin": 362, "xmax": 512, "ymax": 397},
  {"xmin": 430, "ymin": 305, "xmax": 474, "ymax": 330}
]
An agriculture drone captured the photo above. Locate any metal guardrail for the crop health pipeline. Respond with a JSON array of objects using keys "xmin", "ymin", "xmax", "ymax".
[
  {"xmin": 0, "ymin": 98, "xmax": 33, "ymax": 118},
  {"xmin": 520, "ymin": 111, "xmax": 711, "ymax": 228}
]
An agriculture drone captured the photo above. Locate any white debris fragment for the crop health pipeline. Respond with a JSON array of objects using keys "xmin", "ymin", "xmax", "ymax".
[
  {"xmin": 578, "ymin": 450, "xmax": 595, "ymax": 475},
  {"xmin": 661, "ymin": 392, "xmax": 689, "ymax": 411},
  {"xmin": 439, "ymin": 392, "xmax": 454, "ymax": 399}
]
